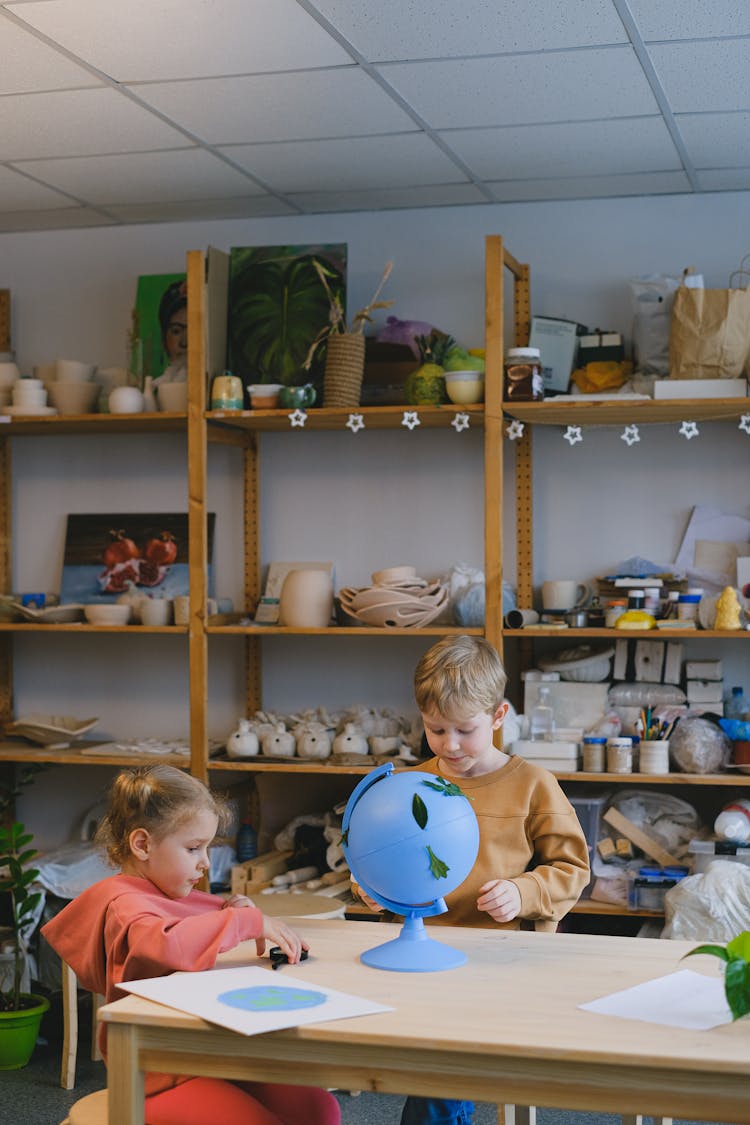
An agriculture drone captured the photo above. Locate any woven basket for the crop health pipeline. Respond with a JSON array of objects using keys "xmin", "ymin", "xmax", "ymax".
[{"xmin": 323, "ymin": 333, "xmax": 365, "ymax": 407}]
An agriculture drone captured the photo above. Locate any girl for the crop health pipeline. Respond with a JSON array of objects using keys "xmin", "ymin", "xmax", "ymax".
[{"xmin": 42, "ymin": 764, "xmax": 340, "ymax": 1125}]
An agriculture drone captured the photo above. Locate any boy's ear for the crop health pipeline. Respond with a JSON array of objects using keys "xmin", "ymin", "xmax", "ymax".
[
  {"xmin": 492, "ymin": 702, "xmax": 509, "ymax": 730},
  {"xmin": 129, "ymin": 827, "xmax": 151, "ymax": 859}
]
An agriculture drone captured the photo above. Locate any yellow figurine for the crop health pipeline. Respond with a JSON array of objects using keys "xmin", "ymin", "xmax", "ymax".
[{"xmin": 715, "ymin": 585, "xmax": 742, "ymax": 630}]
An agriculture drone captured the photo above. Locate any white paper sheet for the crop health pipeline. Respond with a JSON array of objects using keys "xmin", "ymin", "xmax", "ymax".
[
  {"xmin": 119, "ymin": 964, "xmax": 391, "ymax": 1036},
  {"xmin": 674, "ymin": 505, "xmax": 750, "ymax": 575},
  {"xmin": 579, "ymin": 968, "xmax": 732, "ymax": 1030}
]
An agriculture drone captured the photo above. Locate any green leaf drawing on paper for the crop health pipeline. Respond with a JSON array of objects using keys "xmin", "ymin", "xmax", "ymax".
[
  {"xmin": 412, "ymin": 793, "xmax": 428, "ymax": 830},
  {"xmin": 427, "ymin": 846, "xmax": 450, "ymax": 879}
]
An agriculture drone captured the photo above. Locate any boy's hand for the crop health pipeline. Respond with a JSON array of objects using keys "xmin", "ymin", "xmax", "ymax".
[
  {"xmin": 256, "ymin": 915, "xmax": 309, "ymax": 963},
  {"xmin": 477, "ymin": 879, "xmax": 522, "ymax": 923},
  {"xmin": 351, "ymin": 878, "xmax": 384, "ymax": 913}
]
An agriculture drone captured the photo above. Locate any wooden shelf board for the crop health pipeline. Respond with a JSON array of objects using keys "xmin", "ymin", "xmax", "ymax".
[
  {"xmin": 207, "ymin": 625, "xmax": 483, "ymax": 637},
  {"xmin": 0, "ymin": 412, "xmax": 186, "ymax": 436},
  {"xmin": 0, "ymin": 741, "xmax": 188, "ymax": 767},
  {"xmin": 571, "ymin": 899, "xmax": 662, "ymax": 917},
  {"xmin": 207, "ymin": 404, "xmax": 484, "ymax": 433},
  {"xmin": 503, "ymin": 627, "xmax": 747, "ymax": 639},
  {"xmin": 504, "ymin": 397, "xmax": 749, "ymax": 427},
  {"xmin": 0, "ymin": 623, "xmax": 187, "ymax": 633},
  {"xmin": 208, "ymin": 759, "xmax": 376, "ymax": 775},
  {"xmin": 549, "ymin": 770, "xmax": 749, "ymax": 785}
]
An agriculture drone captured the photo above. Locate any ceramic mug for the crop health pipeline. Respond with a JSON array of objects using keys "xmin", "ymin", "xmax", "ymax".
[
  {"xmin": 139, "ymin": 598, "xmax": 172, "ymax": 626},
  {"xmin": 211, "ymin": 373, "xmax": 244, "ymax": 410},
  {"xmin": 541, "ymin": 580, "xmax": 590, "ymax": 612},
  {"xmin": 279, "ymin": 569, "xmax": 333, "ymax": 628},
  {"xmin": 278, "ymin": 383, "xmax": 316, "ymax": 410}
]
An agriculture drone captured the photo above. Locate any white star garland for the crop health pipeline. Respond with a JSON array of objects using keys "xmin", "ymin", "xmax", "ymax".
[
  {"xmin": 563, "ymin": 425, "xmax": 583, "ymax": 446},
  {"xmin": 740, "ymin": 414, "xmax": 750, "ymax": 435},
  {"xmin": 506, "ymin": 419, "xmax": 524, "ymax": 441},
  {"xmin": 402, "ymin": 411, "xmax": 420, "ymax": 430},
  {"xmin": 288, "ymin": 409, "xmax": 307, "ymax": 428},
  {"xmin": 621, "ymin": 424, "xmax": 640, "ymax": 446},
  {"xmin": 346, "ymin": 413, "xmax": 365, "ymax": 434},
  {"xmin": 679, "ymin": 420, "xmax": 699, "ymax": 440},
  {"xmin": 451, "ymin": 412, "xmax": 470, "ymax": 432}
]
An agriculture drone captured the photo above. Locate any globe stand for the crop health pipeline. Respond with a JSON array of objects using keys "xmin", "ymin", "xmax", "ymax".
[{"xmin": 360, "ymin": 904, "xmax": 468, "ymax": 973}]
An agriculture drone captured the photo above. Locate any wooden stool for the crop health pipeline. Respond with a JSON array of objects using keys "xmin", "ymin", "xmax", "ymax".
[
  {"xmin": 61, "ymin": 960, "xmax": 104, "ymax": 1090},
  {"xmin": 60, "ymin": 1088, "xmax": 107, "ymax": 1125}
]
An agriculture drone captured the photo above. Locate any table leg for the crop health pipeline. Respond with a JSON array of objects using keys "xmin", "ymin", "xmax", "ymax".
[{"xmin": 107, "ymin": 1022, "xmax": 145, "ymax": 1125}]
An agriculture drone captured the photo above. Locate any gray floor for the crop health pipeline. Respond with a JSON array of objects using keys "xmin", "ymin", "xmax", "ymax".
[{"xmin": 0, "ymin": 997, "xmax": 733, "ymax": 1125}]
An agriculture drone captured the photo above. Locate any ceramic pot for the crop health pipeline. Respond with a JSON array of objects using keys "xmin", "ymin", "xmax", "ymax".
[
  {"xmin": 278, "ymin": 383, "xmax": 316, "ymax": 410},
  {"xmin": 211, "ymin": 373, "xmax": 244, "ymax": 410},
  {"xmin": 109, "ymin": 385, "xmax": 144, "ymax": 414},
  {"xmin": 279, "ymin": 569, "xmax": 333, "ymax": 628}
]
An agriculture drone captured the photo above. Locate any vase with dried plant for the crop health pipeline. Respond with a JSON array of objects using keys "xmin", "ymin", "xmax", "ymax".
[{"xmin": 304, "ymin": 261, "xmax": 394, "ymax": 408}]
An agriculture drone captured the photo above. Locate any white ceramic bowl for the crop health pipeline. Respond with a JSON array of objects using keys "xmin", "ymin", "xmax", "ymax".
[
  {"xmin": 47, "ymin": 380, "xmax": 100, "ymax": 414},
  {"xmin": 84, "ymin": 604, "xmax": 132, "ymax": 626},
  {"xmin": 445, "ymin": 370, "xmax": 485, "ymax": 405}
]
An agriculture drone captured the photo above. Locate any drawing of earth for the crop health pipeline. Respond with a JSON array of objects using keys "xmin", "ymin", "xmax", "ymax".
[{"xmin": 218, "ymin": 985, "xmax": 327, "ymax": 1012}]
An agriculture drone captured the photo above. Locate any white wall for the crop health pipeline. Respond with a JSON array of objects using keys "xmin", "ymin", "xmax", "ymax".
[{"xmin": 7, "ymin": 190, "xmax": 750, "ymax": 845}]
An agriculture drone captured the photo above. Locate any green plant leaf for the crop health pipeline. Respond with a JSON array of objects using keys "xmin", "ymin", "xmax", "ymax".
[
  {"xmin": 412, "ymin": 793, "xmax": 428, "ymax": 830},
  {"xmin": 684, "ymin": 944, "xmax": 730, "ymax": 962},
  {"xmin": 427, "ymin": 845, "xmax": 450, "ymax": 879},
  {"xmin": 727, "ymin": 931, "xmax": 750, "ymax": 963},
  {"xmin": 725, "ymin": 958, "xmax": 750, "ymax": 1020}
]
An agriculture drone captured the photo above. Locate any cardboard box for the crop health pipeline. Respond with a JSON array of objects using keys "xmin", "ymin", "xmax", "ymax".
[
  {"xmin": 653, "ymin": 378, "xmax": 748, "ymax": 399},
  {"xmin": 529, "ymin": 316, "xmax": 581, "ymax": 394}
]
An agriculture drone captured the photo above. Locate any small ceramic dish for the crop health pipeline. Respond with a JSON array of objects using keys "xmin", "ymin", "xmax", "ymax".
[
  {"xmin": 6, "ymin": 713, "xmax": 98, "ymax": 746},
  {"xmin": 371, "ymin": 566, "xmax": 417, "ymax": 585},
  {"xmin": 9, "ymin": 602, "xmax": 85, "ymax": 623}
]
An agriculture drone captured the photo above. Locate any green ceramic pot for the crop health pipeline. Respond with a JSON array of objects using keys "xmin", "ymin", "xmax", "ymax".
[
  {"xmin": 278, "ymin": 383, "xmax": 316, "ymax": 409},
  {"xmin": 0, "ymin": 993, "xmax": 50, "ymax": 1069}
]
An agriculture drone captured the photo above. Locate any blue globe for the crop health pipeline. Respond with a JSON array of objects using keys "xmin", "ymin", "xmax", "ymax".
[{"xmin": 342, "ymin": 763, "xmax": 480, "ymax": 972}]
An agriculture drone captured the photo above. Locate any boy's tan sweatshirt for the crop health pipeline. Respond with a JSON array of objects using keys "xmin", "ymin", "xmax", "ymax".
[{"xmin": 420, "ymin": 755, "xmax": 590, "ymax": 931}]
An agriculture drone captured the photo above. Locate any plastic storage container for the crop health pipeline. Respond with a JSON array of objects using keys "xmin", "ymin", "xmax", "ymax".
[
  {"xmin": 688, "ymin": 838, "xmax": 750, "ymax": 873},
  {"xmin": 628, "ymin": 865, "xmax": 689, "ymax": 911}
]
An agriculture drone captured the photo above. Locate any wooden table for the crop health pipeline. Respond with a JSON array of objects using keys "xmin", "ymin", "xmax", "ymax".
[{"xmin": 100, "ymin": 921, "xmax": 750, "ymax": 1125}]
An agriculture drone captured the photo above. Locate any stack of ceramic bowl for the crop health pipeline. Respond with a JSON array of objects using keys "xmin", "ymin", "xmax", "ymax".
[
  {"xmin": 9, "ymin": 377, "xmax": 56, "ymax": 416},
  {"xmin": 338, "ymin": 566, "xmax": 448, "ymax": 628},
  {"xmin": 46, "ymin": 358, "xmax": 100, "ymax": 415}
]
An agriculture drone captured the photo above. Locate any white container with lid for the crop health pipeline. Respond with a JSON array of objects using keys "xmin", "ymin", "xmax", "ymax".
[{"xmin": 504, "ymin": 346, "xmax": 543, "ymax": 401}]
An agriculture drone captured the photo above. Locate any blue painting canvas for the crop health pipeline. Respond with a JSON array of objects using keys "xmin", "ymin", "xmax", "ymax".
[{"xmin": 59, "ymin": 513, "xmax": 215, "ymax": 604}]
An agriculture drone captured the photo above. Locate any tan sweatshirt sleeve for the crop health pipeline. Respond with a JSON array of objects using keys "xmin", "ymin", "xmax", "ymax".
[{"xmin": 511, "ymin": 782, "xmax": 591, "ymax": 922}]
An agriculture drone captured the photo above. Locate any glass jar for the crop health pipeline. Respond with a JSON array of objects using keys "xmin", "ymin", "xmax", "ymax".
[
  {"xmin": 607, "ymin": 736, "xmax": 633, "ymax": 774},
  {"xmin": 504, "ymin": 347, "xmax": 543, "ymax": 401},
  {"xmin": 582, "ymin": 736, "xmax": 606, "ymax": 773},
  {"xmin": 605, "ymin": 599, "xmax": 627, "ymax": 628}
]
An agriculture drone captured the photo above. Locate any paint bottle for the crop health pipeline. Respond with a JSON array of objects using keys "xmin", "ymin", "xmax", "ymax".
[{"xmin": 236, "ymin": 819, "xmax": 258, "ymax": 861}]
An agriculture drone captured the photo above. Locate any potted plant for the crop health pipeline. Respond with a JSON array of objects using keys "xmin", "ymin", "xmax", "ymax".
[
  {"xmin": 0, "ymin": 821, "xmax": 49, "ymax": 1069},
  {"xmin": 304, "ymin": 260, "xmax": 394, "ymax": 408},
  {"xmin": 684, "ymin": 930, "xmax": 750, "ymax": 1020}
]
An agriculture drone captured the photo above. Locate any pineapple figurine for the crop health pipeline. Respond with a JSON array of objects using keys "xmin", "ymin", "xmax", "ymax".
[{"xmin": 404, "ymin": 332, "xmax": 455, "ymax": 405}]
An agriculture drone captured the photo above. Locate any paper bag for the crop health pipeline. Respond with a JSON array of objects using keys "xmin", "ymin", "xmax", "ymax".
[{"xmin": 669, "ymin": 284, "xmax": 750, "ymax": 379}]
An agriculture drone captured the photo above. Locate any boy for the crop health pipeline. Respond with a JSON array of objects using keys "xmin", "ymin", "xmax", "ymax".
[{"xmin": 356, "ymin": 634, "xmax": 590, "ymax": 1124}]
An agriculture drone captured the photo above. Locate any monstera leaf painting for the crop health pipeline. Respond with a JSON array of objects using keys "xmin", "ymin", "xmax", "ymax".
[{"xmin": 227, "ymin": 244, "xmax": 347, "ymax": 385}]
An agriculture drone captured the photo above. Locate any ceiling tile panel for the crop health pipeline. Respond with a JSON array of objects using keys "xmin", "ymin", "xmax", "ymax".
[
  {"xmin": 11, "ymin": 149, "xmax": 263, "ymax": 205},
  {"xmin": 7, "ymin": 0, "xmax": 351, "ymax": 80},
  {"xmin": 0, "ymin": 14, "xmax": 102, "ymax": 93},
  {"xmin": 0, "ymin": 206, "xmax": 112, "ymax": 232},
  {"xmin": 627, "ymin": 1, "xmax": 750, "ymax": 41},
  {"xmin": 308, "ymin": 0, "xmax": 627, "ymax": 60},
  {"xmin": 288, "ymin": 183, "xmax": 487, "ymax": 212},
  {"xmin": 696, "ymin": 168, "xmax": 750, "ymax": 191},
  {"xmin": 380, "ymin": 48, "xmax": 658, "ymax": 129},
  {"xmin": 677, "ymin": 112, "xmax": 750, "ymax": 168},
  {"xmin": 440, "ymin": 117, "xmax": 681, "ymax": 179},
  {"xmin": 647, "ymin": 40, "xmax": 750, "ymax": 113},
  {"xmin": 0, "ymin": 88, "xmax": 189, "ymax": 160},
  {"xmin": 130, "ymin": 69, "xmax": 418, "ymax": 145},
  {"xmin": 220, "ymin": 134, "xmax": 467, "ymax": 193},
  {"xmin": 0, "ymin": 164, "xmax": 75, "ymax": 210},
  {"xmin": 105, "ymin": 197, "xmax": 298, "ymax": 223},
  {"xmin": 487, "ymin": 170, "xmax": 690, "ymax": 202}
]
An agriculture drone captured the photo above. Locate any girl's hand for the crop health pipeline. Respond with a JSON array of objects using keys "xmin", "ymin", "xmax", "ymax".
[
  {"xmin": 477, "ymin": 878, "xmax": 522, "ymax": 923},
  {"xmin": 221, "ymin": 893, "xmax": 256, "ymax": 909},
  {"xmin": 256, "ymin": 915, "xmax": 309, "ymax": 963}
]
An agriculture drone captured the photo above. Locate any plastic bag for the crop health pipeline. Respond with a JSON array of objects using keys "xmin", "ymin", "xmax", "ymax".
[
  {"xmin": 662, "ymin": 860, "xmax": 750, "ymax": 941},
  {"xmin": 629, "ymin": 274, "xmax": 681, "ymax": 375},
  {"xmin": 669, "ymin": 716, "xmax": 731, "ymax": 774}
]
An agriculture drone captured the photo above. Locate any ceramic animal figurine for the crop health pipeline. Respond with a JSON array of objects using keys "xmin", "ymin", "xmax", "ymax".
[
  {"xmin": 333, "ymin": 722, "xmax": 369, "ymax": 756},
  {"xmin": 226, "ymin": 718, "xmax": 260, "ymax": 759},
  {"xmin": 261, "ymin": 722, "xmax": 296, "ymax": 758},
  {"xmin": 715, "ymin": 585, "xmax": 742, "ymax": 630},
  {"xmin": 295, "ymin": 721, "xmax": 332, "ymax": 760}
]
